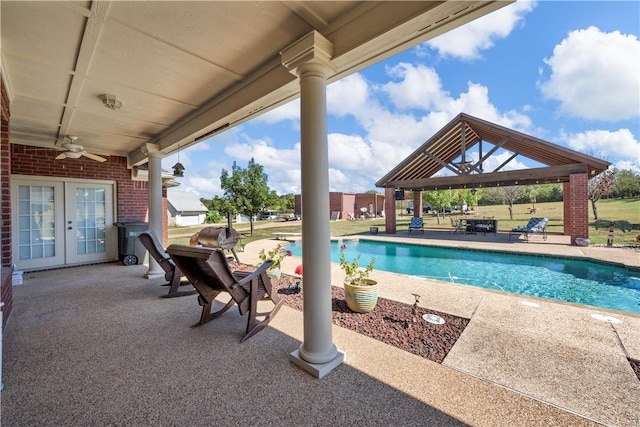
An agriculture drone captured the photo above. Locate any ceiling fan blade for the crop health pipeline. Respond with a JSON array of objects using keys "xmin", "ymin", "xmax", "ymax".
[
  {"xmin": 55, "ymin": 152, "xmax": 67, "ymax": 160},
  {"xmin": 81, "ymin": 151, "xmax": 107, "ymax": 162}
]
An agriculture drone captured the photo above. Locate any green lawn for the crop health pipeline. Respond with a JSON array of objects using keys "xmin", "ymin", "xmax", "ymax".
[{"xmin": 168, "ymin": 198, "xmax": 640, "ymax": 247}]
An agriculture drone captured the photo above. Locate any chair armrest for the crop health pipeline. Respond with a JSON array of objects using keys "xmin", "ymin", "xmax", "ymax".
[{"xmin": 234, "ymin": 260, "xmax": 274, "ymax": 288}]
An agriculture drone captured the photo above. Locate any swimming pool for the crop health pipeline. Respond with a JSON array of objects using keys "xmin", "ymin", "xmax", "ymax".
[{"xmin": 286, "ymin": 240, "xmax": 640, "ymax": 315}]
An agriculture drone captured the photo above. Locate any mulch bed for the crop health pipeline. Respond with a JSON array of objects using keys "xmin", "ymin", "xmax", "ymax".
[{"xmin": 236, "ymin": 264, "xmax": 469, "ymax": 364}]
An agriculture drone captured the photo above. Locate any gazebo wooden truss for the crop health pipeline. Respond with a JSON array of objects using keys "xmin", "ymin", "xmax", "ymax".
[{"xmin": 376, "ymin": 113, "xmax": 611, "ymax": 244}]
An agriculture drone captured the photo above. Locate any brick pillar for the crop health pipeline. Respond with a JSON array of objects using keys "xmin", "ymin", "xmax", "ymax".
[
  {"xmin": 1, "ymin": 73, "xmax": 13, "ymax": 326},
  {"xmin": 384, "ymin": 187, "xmax": 396, "ymax": 234},
  {"xmin": 413, "ymin": 191, "xmax": 422, "ymax": 218},
  {"xmin": 563, "ymin": 182, "xmax": 570, "ymax": 236},
  {"xmin": 566, "ymin": 173, "xmax": 589, "ymax": 245}
]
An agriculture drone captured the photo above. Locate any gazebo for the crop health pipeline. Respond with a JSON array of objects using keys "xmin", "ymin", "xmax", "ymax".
[{"xmin": 376, "ymin": 113, "xmax": 611, "ymax": 244}]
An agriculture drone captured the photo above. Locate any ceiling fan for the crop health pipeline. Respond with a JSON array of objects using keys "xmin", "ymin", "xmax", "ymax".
[{"xmin": 55, "ymin": 136, "xmax": 107, "ymax": 162}]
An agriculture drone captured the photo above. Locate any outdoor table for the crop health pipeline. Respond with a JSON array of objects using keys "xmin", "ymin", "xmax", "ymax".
[{"xmin": 465, "ymin": 218, "xmax": 498, "ymax": 235}]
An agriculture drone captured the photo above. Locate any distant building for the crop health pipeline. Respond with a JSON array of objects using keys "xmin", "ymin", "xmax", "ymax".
[
  {"xmin": 167, "ymin": 191, "xmax": 208, "ymax": 226},
  {"xmin": 294, "ymin": 192, "xmax": 385, "ymax": 220}
]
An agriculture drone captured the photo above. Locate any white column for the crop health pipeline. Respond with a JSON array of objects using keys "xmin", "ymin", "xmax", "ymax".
[
  {"xmin": 145, "ymin": 150, "xmax": 164, "ymax": 278},
  {"xmin": 282, "ymin": 31, "xmax": 344, "ymax": 378}
]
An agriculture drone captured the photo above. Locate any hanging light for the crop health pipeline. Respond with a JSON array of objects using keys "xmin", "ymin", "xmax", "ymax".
[
  {"xmin": 172, "ymin": 162, "xmax": 184, "ymax": 177},
  {"xmin": 172, "ymin": 149, "xmax": 184, "ymax": 177}
]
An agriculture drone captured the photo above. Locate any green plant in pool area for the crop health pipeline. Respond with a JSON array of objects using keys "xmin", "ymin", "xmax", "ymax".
[
  {"xmin": 258, "ymin": 243, "xmax": 291, "ymax": 271},
  {"xmin": 339, "ymin": 244, "xmax": 376, "ymax": 286}
]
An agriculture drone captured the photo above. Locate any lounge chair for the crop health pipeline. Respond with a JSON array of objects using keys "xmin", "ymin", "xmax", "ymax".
[
  {"xmin": 408, "ymin": 217, "xmax": 424, "ymax": 234},
  {"xmin": 138, "ymin": 230, "xmax": 197, "ymax": 298},
  {"xmin": 449, "ymin": 217, "xmax": 466, "ymax": 234},
  {"xmin": 509, "ymin": 217, "xmax": 548, "ymax": 241},
  {"xmin": 166, "ymin": 244, "xmax": 284, "ymax": 342}
]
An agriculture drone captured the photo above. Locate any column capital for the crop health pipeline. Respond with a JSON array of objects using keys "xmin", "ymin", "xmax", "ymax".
[
  {"xmin": 140, "ymin": 142, "xmax": 161, "ymax": 156},
  {"xmin": 281, "ymin": 30, "xmax": 335, "ymax": 76}
]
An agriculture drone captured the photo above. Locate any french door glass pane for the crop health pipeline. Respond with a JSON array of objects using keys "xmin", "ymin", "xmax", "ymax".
[
  {"xmin": 17, "ymin": 185, "xmax": 56, "ymax": 260},
  {"xmin": 75, "ymin": 187, "xmax": 107, "ymax": 255}
]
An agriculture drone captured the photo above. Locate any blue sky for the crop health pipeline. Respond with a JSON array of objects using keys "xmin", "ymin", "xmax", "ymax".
[{"xmin": 164, "ymin": 1, "xmax": 640, "ymax": 199}]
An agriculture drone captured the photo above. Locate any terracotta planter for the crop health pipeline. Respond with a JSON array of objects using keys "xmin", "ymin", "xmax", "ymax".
[{"xmin": 344, "ymin": 279, "xmax": 379, "ymax": 313}]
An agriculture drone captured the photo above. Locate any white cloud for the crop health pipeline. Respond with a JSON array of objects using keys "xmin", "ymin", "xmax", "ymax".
[
  {"xmin": 423, "ymin": 0, "xmax": 536, "ymax": 60},
  {"xmin": 613, "ymin": 160, "xmax": 640, "ymax": 173},
  {"xmin": 473, "ymin": 151, "xmax": 529, "ymax": 172},
  {"xmin": 539, "ymin": 26, "xmax": 640, "ymax": 121},
  {"xmin": 382, "ymin": 63, "xmax": 448, "ymax": 110},
  {"xmin": 561, "ymin": 128, "xmax": 640, "ymax": 163},
  {"xmin": 380, "ymin": 63, "xmax": 533, "ymax": 131},
  {"xmin": 328, "ymin": 74, "xmax": 370, "ymax": 117}
]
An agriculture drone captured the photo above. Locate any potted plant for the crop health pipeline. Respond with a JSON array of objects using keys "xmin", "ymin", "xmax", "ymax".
[
  {"xmin": 258, "ymin": 243, "xmax": 291, "ymax": 279},
  {"xmin": 339, "ymin": 244, "xmax": 378, "ymax": 313}
]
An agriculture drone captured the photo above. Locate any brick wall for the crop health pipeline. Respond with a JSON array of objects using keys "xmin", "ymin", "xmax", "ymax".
[
  {"xmin": 11, "ymin": 144, "xmax": 149, "ymax": 221},
  {"xmin": 329, "ymin": 192, "xmax": 342, "ymax": 219},
  {"xmin": 1, "ymin": 73, "xmax": 13, "ymax": 326},
  {"xmin": 566, "ymin": 173, "xmax": 589, "ymax": 244}
]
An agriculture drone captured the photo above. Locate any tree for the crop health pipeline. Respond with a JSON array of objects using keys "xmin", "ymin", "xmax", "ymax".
[
  {"xmin": 613, "ymin": 169, "xmax": 640, "ymax": 198},
  {"xmin": 220, "ymin": 158, "xmax": 272, "ymax": 236},
  {"xmin": 588, "ymin": 169, "xmax": 616, "ymax": 220},
  {"xmin": 499, "ymin": 186, "xmax": 526, "ymax": 220},
  {"xmin": 423, "ymin": 190, "xmax": 453, "ymax": 224},
  {"xmin": 280, "ymin": 194, "xmax": 296, "ymax": 211},
  {"xmin": 201, "ymin": 195, "xmax": 233, "ymax": 224}
]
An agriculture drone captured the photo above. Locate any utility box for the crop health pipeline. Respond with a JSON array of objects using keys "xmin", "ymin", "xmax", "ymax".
[{"xmin": 114, "ymin": 221, "xmax": 149, "ymax": 265}]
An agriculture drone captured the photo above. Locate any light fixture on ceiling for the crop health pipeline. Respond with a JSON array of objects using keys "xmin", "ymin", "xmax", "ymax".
[{"xmin": 99, "ymin": 94, "xmax": 125, "ymax": 110}]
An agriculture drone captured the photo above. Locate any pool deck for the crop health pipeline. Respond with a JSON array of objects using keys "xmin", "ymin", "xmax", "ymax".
[
  {"xmin": 2, "ymin": 230, "xmax": 638, "ymax": 426},
  {"xmin": 250, "ymin": 230, "xmax": 640, "ymax": 426}
]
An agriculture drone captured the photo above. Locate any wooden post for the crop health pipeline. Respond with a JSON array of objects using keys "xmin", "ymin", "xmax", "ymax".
[{"xmin": 607, "ymin": 222, "xmax": 615, "ymax": 247}]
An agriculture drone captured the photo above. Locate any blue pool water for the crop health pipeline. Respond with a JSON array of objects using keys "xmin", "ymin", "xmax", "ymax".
[{"xmin": 286, "ymin": 240, "xmax": 640, "ymax": 314}]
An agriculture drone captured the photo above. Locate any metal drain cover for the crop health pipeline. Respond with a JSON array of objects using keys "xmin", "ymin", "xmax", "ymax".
[{"xmin": 422, "ymin": 314, "xmax": 445, "ymax": 325}]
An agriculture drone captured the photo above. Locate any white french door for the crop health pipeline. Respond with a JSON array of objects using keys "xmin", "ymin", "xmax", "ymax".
[{"xmin": 12, "ymin": 176, "xmax": 117, "ymax": 270}]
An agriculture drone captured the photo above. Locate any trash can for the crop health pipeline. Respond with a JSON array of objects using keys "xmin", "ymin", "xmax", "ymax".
[{"xmin": 114, "ymin": 221, "xmax": 149, "ymax": 265}]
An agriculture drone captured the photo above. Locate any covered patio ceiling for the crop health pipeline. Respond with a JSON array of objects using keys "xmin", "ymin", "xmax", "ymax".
[
  {"xmin": 376, "ymin": 113, "xmax": 611, "ymax": 191},
  {"xmin": 1, "ymin": 1, "xmax": 509, "ymax": 167}
]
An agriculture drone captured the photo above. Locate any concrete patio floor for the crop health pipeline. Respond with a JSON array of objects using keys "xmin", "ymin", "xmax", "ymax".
[{"xmin": 1, "ymin": 230, "xmax": 639, "ymax": 426}]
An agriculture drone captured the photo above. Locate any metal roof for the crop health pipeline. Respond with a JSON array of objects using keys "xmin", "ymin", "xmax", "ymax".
[
  {"xmin": 376, "ymin": 113, "xmax": 611, "ymax": 191},
  {"xmin": 167, "ymin": 191, "xmax": 208, "ymax": 213}
]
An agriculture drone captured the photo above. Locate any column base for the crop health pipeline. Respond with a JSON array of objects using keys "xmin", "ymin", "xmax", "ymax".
[
  {"xmin": 144, "ymin": 270, "xmax": 165, "ymax": 280},
  {"xmin": 289, "ymin": 349, "xmax": 345, "ymax": 379}
]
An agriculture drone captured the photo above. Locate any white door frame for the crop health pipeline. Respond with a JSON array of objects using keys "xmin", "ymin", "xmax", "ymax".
[{"xmin": 11, "ymin": 175, "xmax": 118, "ymax": 270}]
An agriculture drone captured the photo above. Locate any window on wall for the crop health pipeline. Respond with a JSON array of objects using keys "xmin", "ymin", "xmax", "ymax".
[{"xmin": 17, "ymin": 184, "xmax": 56, "ymax": 260}]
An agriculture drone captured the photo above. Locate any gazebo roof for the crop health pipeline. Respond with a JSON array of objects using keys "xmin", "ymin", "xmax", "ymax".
[{"xmin": 376, "ymin": 113, "xmax": 611, "ymax": 191}]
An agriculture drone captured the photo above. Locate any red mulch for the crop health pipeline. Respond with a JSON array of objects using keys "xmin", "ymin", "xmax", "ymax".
[{"xmin": 236, "ymin": 264, "xmax": 469, "ymax": 364}]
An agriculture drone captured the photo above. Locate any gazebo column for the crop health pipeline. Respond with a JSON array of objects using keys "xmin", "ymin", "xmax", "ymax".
[
  {"xmin": 385, "ymin": 188, "xmax": 397, "ymax": 234},
  {"xmin": 413, "ymin": 191, "xmax": 423, "ymax": 218},
  {"xmin": 143, "ymin": 144, "xmax": 164, "ymax": 278},
  {"xmin": 563, "ymin": 173, "xmax": 589, "ymax": 245},
  {"xmin": 282, "ymin": 31, "xmax": 344, "ymax": 378}
]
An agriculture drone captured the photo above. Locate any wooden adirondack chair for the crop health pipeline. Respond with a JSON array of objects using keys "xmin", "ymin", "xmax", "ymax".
[
  {"xmin": 166, "ymin": 244, "xmax": 284, "ymax": 342},
  {"xmin": 138, "ymin": 230, "xmax": 197, "ymax": 298}
]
